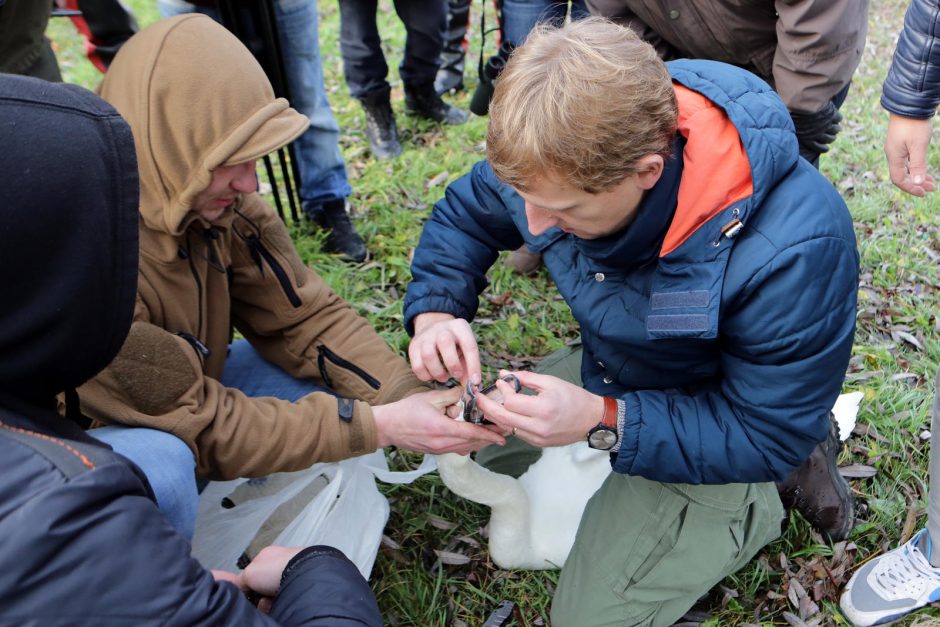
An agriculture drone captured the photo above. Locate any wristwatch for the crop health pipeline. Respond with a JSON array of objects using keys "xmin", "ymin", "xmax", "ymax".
[{"xmin": 587, "ymin": 396, "xmax": 619, "ymax": 450}]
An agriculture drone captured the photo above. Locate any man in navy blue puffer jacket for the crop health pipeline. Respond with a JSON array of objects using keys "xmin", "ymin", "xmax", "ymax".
[
  {"xmin": 0, "ymin": 73, "xmax": 382, "ymax": 626},
  {"xmin": 405, "ymin": 18, "xmax": 858, "ymax": 625}
]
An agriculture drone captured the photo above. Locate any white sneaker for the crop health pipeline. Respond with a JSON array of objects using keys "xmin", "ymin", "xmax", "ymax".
[{"xmin": 841, "ymin": 529, "xmax": 940, "ymax": 625}]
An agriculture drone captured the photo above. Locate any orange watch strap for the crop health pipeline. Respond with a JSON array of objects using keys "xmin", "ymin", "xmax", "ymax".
[{"xmin": 602, "ymin": 396, "xmax": 618, "ymax": 429}]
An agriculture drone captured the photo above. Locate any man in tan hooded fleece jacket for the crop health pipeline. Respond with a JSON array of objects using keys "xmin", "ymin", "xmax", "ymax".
[{"xmin": 79, "ymin": 14, "xmax": 503, "ymax": 537}]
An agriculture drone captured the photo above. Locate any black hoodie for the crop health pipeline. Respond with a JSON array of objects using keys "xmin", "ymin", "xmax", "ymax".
[{"xmin": 0, "ymin": 75, "xmax": 381, "ymax": 626}]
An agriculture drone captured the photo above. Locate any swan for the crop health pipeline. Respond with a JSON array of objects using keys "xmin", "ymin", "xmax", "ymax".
[{"xmin": 436, "ymin": 392, "xmax": 863, "ymax": 570}]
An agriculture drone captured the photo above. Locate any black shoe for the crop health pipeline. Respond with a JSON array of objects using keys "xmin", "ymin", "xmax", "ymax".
[
  {"xmin": 434, "ymin": 65, "xmax": 464, "ymax": 96},
  {"xmin": 307, "ymin": 199, "xmax": 367, "ymax": 263},
  {"xmin": 404, "ymin": 82, "xmax": 468, "ymax": 125},
  {"xmin": 776, "ymin": 413, "xmax": 855, "ymax": 541},
  {"xmin": 359, "ymin": 88, "xmax": 402, "ymax": 160}
]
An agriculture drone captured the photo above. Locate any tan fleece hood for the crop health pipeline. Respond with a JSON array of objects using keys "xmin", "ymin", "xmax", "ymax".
[{"xmin": 99, "ymin": 14, "xmax": 308, "ymax": 237}]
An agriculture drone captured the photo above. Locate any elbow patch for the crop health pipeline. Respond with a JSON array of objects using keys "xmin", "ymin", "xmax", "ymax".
[{"xmin": 109, "ymin": 322, "xmax": 200, "ymax": 415}]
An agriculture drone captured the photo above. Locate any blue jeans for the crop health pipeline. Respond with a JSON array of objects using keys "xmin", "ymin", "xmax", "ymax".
[
  {"xmin": 502, "ymin": 0, "xmax": 588, "ymax": 47},
  {"xmin": 90, "ymin": 341, "xmax": 329, "ymax": 538},
  {"xmin": 91, "ymin": 425, "xmax": 199, "ymax": 538},
  {"xmin": 220, "ymin": 339, "xmax": 330, "ymax": 402},
  {"xmin": 157, "ymin": 0, "xmax": 351, "ymax": 210}
]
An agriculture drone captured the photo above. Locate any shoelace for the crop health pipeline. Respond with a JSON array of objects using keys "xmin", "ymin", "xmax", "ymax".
[{"xmin": 870, "ymin": 533, "xmax": 940, "ymax": 600}]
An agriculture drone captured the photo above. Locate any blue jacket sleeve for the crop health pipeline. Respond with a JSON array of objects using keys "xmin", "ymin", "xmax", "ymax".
[
  {"xmin": 0, "ymin": 445, "xmax": 377, "ymax": 626},
  {"xmin": 0, "ymin": 455, "xmax": 284, "ymax": 624},
  {"xmin": 882, "ymin": 0, "xmax": 940, "ymax": 118},
  {"xmin": 271, "ymin": 546, "xmax": 382, "ymax": 626},
  {"xmin": 404, "ymin": 161, "xmax": 524, "ymax": 335},
  {"xmin": 613, "ymin": 236, "xmax": 858, "ymax": 484}
]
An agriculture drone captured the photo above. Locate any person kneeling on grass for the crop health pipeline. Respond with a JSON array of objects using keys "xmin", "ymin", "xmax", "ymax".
[
  {"xmin": 404, "ymin": 18, "xmax": 859, "ymax": 625},
  {"xmin": 0, "ymin": 72, "xmax": 382, "ymax": 625},
  {"xmin": 76, "ymin": 14, "xmax": 503, "ymax": 540}
]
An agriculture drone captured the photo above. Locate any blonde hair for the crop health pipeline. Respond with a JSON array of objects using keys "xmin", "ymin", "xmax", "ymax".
[{"xmin": 487, "ymin": 17, "xmax": 677, "ymax": 193}]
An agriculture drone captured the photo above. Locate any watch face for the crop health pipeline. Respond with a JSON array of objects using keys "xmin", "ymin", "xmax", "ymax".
[{"xmin": 588, "ymin": 426, "xmax": 618, "ymax": 450}]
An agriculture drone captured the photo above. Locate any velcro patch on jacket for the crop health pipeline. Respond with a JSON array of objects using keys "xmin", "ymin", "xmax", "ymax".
[
  {"xmin": 650, "ymin": 290, "xmax": 709, "ymax": 310},
  {"xmin": 647, "ymin": 313, "xmax": 710, "ymax": 333},
  {"xmin": 110, "ymin": 322, "xmax": 199, "ymax": 415},
  {"xmin": 647, "ymin": 288, "xmax": 717, "ymax": 338}
]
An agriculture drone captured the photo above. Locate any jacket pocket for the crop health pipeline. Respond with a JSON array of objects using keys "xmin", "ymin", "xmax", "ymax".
[
  {"xmin": 244, "ymin": 235, "xmax": 302, "ymax": 308},
  {"xmin": 317, "ymin": 345, "xmax": 381, "ymax": 391}
]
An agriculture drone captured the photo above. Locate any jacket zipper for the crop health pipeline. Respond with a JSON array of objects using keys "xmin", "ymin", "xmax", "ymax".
[
  {"xmin": 176, "ymin": 332, "xmax": 211, "ymax": 371},
  {"xmin": 317, "ymin": 345, "xmax": 381, "ymax": 390},
  {"xmin": 245, "ymin": 235, "xmax": 302, "ymax": 308},
  {"xmin": 178, "ymin": 239, "xmax": 205, "ymax": 345}
]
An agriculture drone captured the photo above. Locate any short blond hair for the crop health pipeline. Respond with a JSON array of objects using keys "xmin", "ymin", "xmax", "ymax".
[{"xmin": 487, "ymin": 18, "xmax": 677, "ymax": 193}]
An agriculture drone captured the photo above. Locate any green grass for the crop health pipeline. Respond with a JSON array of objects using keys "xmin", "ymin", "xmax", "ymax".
[{"xmin": 47, "ymin": 1, "xmax": 940, "ymax": 624}]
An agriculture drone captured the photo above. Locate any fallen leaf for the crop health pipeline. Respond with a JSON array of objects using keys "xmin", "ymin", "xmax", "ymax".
[
  {"xmin": 426, "ymin": 171, "xmax": 450, "ymax": 189},
  {"xmin": 435, "ymin": 550, "xmax": 471, "ymax": 565},
  {"xmin": 892, "ymin": 330, "xmax": 924, "ymax": 350},
  {"xmin": 782, "ymin": 611, "xmax": 809, "ymax": 627},
  {"xmin": 839, "ymin": 464, "xmax": 878, "ymax": 478},
  {"xmin": 428, "ymin": 514, "xmax": 458, "ymax": 530}
]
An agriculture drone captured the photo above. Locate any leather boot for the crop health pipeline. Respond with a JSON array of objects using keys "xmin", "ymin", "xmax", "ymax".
[
  {"xmin": 505, "ymin": 245, "xmax": 543, "ymax": 275},
  {"xmin": 359, "ymin": 87, "xmax": 402, "ymax": 160},
  {"xmin": 404, "ymin": 82, "xmax": 468, "ymax": 125},
  {"xmin": 777, "ymin": 413, "xmax": 855, "ymax": 541},
  {"xmin": 307, "ymin": 199, "xmax": 367, "ymax": 263}
]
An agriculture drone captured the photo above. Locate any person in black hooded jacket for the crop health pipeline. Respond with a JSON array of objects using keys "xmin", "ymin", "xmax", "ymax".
[{"xmin": 0, "ymin": 73, "xmax": 383, "ymax": 626}]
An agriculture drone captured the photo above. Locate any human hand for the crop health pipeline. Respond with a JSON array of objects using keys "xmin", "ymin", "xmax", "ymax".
[
  {"xmin": 373, "ymin": 387, "xmax": 505, "ymax": 455},
  {"xmin": 238, "ymin": 546, "xmax": 306, "ymax": 613},
  {"xmin": 885, "ymin": 113, "xmax": 936, "ymax": 196},
  {"xmin": 474, "ymin": 370, "xmax": 605, "ymax": 448},
  {"xmin": 409, "ymin": 313, "xmax": 482, "ymax": 386},
  {"xmin": 212, "ymin": 569, "xmax": 244, "ymax": 589}
]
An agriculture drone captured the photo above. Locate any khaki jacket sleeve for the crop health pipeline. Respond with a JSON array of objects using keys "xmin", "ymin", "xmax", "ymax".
[
  {"xmin": 227, "ymin": 195, "xmax": 427, "ymax": 406},
  {"xmin": 79, "ymin": 319, "xmax": 382, "ymax": 479},
  {"xmin": 773, "ymin": 0, "xmax": 868, "ymax": 112}
]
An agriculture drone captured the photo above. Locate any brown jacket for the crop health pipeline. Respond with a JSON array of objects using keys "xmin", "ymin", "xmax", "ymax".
[
  {"xmin": 586, "ymin": 0, "xmax": 868, "ymax": 114},
  {"xmin": 81, "ymin": 15, "xmax": 426, "ymax": 480}
]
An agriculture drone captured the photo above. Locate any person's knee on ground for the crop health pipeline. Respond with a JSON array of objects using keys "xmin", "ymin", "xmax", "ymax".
[{"xmin": 551, "ymin": 475, "xmax": 783, "ymax": 626}]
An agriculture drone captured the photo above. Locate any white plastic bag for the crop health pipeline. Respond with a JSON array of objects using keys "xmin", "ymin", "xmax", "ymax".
[{"xmin": 191, "ymin": 450, "xmax": 436, "ymax": 579}]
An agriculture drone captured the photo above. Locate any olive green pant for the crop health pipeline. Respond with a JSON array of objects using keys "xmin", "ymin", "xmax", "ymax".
[{"xmin": 476, "ymin": 345, "xmax": 784, "ymax": 626}]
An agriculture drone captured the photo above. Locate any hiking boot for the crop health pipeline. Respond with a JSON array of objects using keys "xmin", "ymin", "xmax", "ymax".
[
  {"xmin": 776, "ymin": 413, "xmax": 855, "ymax": 541},
  {"xmin": 505, "ymin": 245, "xmax": 542, "ymax": 275},
  {"xmin": 307, "ymin": 199, "xmax": 367, "ymax": 262},
  {"xmin": 404, "ymin": 81, "xmax": 468, "ymax": 125},
  {"xmin": 840, "ymin": 528, "xmax": 940, "ymax": 626},
  {"xmin": 359, "ymin": 87, "xmax": 402, "ymax": 160}
]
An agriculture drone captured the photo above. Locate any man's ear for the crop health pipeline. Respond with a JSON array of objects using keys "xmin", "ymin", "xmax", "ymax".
[{"xmin": 635, "ymin": 154, "xmax": 664, "ymax": 190}]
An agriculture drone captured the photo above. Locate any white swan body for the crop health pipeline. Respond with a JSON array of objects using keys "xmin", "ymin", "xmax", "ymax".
[
  {"xmin": 436, "ymin": 393, "xmax": 863, "ymax": 570},
  {"xmin": 436, "ymin": 442, "xmax": 610, "ymax": 569}
]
